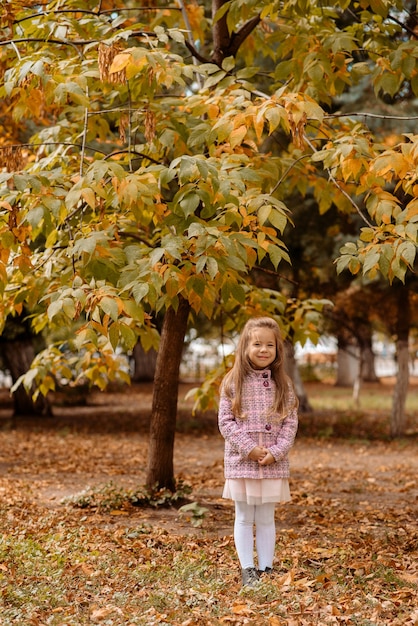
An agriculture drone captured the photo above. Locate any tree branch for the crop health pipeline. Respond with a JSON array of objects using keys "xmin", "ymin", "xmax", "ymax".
[
  {"xmin": 0, "ymin": 32, "xmax": 157, "ymax": 48},
  {"xmin": 13, "ymin": 6, "xmax": 182, "ymax": 25},
  {"xmin": 0, "ymin": 143, "xmax": 162, "ymax": 166},
  {"xmin": 177, "ymin": 0, "xmax": 207, "ymax": 86},
  {"xmin": 211, "ymin": 0, "xmax": 231, "ymax": 66},
  {"xmin": 387, "ymin": 11, "xmax": 418, "ymax": 39},
  {"xmin": 184, "ymin": 40, "xmax": 211, "ymax": 65},
  {"xmin": 253, "ymin": 265, "xmax": 299, "ymax": 286},
  {"xmin": 325, "ymin": 111, "xmax": 418, "ymax": 121},
  {"xmin": 211, "ymin": 1, "xmax": 262, "ymax": 66},
  {"xmin": 228, "ymin": 15, "xmax": 261, "ymax": 58}
]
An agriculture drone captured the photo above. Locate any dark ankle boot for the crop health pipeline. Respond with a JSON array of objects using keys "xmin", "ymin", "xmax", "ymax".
[{"xmin": 241, "ymin": 567, "xmax": 260, "ymax": 588}]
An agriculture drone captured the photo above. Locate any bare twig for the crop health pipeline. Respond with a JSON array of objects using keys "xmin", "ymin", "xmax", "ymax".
[
  {"xmin": 303, "ymin": 134, "xmax": 374, "ymax": 228},
  {"xmin": 176, "ymin": 0, "xmax": 203, "ymax": 87},
  {"xmin": 253, "ymin": 265, "xmax": 299, "ymax": 286},
  {"xmin": 0, "ymin": 143, "xmax": 162, "ymax": 165},
  {"xmin": 270, "ymin": 154, "xmax": 311, "ymax": 195},
  {"xmin": 13, "ymin": 6, "xmax": 181, "ymax": 25},
  {"xmin": 326, "ymin": 111, "xmax": 418, "ymax": 121},
  {"xmin": 80, "ymin": 100, "xmax": 89, "ymax": 177},
  {"xmin": 0, "ymin": 33, "xmax": 157, "ymax": 48}
]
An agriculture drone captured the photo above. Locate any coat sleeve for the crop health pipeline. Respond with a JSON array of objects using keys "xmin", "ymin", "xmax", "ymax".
[
  {"xmin": 218, "ymin": 392, "xmax": 257, "ymax": 459},
  {"xmin": 268, "ymin": 400, "xmax": 298, "ymax": 462}
]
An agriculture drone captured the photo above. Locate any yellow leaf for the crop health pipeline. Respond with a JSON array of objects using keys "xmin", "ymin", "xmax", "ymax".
[
  {"xmin": 109, "ymin": 53, "xmax": 131, "ymax": 74},
  {"xmin": 229, "ymin": 125, "xmax": 247, "ymax": 149},
  {"xmin": 373, "ymin": 152, "xmax": 409, "ymax": 179},
  {"xmin": 312, "ymin": 547, "xmax": 338, "ymax": 558},
  {"xmin": 341, "ymin": 157, "xmax": 362, "ymax": 181},
  {"xmin": 277, "ymin": 569, "xmax": 294, "ymax": 587},
  {"xmin": 80, "ymin": 188, "xmax": 96, "ymax": 209},
  {"xmin": 405, "ymin": 198, "xmax": 418, "ymax": 218},
  {"xmin": 232, "ymin": 602, "xmax": 254, "ymax": 615},
  {"xmin": 294, "ymin": 576, "xmax": 316, "ymax": 589},
  {"xmin": 207, "ymin": 103, "xmax": 220, "ymax": 119},
  {"xmin": 253, "ymin": 114, "xmax": 265, "ymax": 142}
]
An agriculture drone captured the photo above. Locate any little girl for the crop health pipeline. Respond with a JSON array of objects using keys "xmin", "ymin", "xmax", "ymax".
[{"xmin": 218, "ymin": 316, "xmax": 298, "ymax": 588}]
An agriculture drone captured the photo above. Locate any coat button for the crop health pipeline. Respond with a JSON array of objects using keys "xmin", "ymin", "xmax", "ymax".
[
  {"xmin": 265, "ymin": 424, "xmax": 272, "ymax": 431},
  {"xmin": 263, "ymin": 381, "xmax": 269, "ymax": 387}
]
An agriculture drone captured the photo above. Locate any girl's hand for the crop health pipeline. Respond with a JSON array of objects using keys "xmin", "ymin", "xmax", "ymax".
[
  {"xmin": 248, "ymin": 446, "xmax": 266, "ymax": 462},
  {"xmin": 259, "ymin": 451, "xmax": 275, "ymax": 466}
]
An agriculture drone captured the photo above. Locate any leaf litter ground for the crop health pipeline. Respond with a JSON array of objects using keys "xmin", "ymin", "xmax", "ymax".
[{"xmin": 0, "ymin": 381, "xmax": 417, "ymax": 625}]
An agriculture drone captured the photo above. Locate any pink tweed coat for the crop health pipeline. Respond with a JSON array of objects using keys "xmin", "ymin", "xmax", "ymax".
[{"xmin": 218, "ymin": 369, "xmax": 298, "ymax": 480}]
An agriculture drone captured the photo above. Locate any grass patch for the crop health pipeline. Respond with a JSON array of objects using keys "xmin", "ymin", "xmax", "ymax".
[
  {"xmin": 64, "ymin": 479, "xmax": 193, "ymax": 512},
  {"xmin": 0, "ymin": 506, "xmax": 416, "ymax": 625}
]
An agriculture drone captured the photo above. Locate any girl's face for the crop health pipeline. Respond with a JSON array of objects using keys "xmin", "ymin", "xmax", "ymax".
[{"xmin": 247, "ymin": 328, "xmax": 277, "ymax": 369}]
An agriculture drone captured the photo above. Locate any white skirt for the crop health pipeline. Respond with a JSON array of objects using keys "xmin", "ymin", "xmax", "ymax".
[{"xmin": 222, "ymin": 478, "xmax": 291, "ymax": 505}]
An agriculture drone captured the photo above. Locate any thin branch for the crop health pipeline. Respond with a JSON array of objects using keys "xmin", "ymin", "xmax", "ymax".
[
  {"xmin": 126, "ymin": 82, "xmax": 133, "ymax": 173},
  {"xmin": 387, "ymin": 11, "xmax": 418, "ymax": 39},
  {"xmin": 103, "ymin": 150, "xmax": 162, "ymax": 165},
  {"xmin": 80, "ymin": 103, "xmax": 89, "ymax": 177},
  {"xmin": 13, "ymin": 6, "xmax": 181, "ymax": 25},
  {"xmin": 253, "ymin": 265, "xmax": 300, "ymax": 286},
  {"xmin": 0, "ymin": 141, "xmax": 107, "ymax": 155},
  {"xmin": 303, "ymin": 135, "xmax": 374, "ymax": 228},
  {"xmin": 270, "ymin": 154, "xmax": 311, "ymax": 195},
  {"xmin": 184, "ymin": 40, "xmax": 211, "ymax": 64},
  {"xmin": 176, "ymin": 0, "xmax": 203, "ymax": 88},
  {"xmin": 0, "ymin": 143, "xmax": 163, "ymax": 165},
  {"xmin": 326, "ymin": 111, "xmax": 418, "ymax": 121},
  {"xmin": 0, "ymin": 32, "xmax": 157, "ymax": 48}
]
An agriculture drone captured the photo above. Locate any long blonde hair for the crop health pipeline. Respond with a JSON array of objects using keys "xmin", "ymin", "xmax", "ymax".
[{"xmin": 221, "ymin": 317, "xmax": 298, "ymax": 419}]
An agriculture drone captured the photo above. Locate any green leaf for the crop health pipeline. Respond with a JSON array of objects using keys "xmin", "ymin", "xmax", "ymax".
[
  {"xmin": 47, "ymin": 300, "xmax": 63, "ymax": 321},
  {"xmin": 362, "ymin": 250, "xmax": 380, "ymax": 275},
  {"xmin": 203, "ymin": 71, "xmax": 227, "ymax": 89},
  {"xmin": 268, "ymin": 243, "xmax": 289, "ymax": 269},
  {"xmin": 100, "ymin": 296, "xmax": 119, "ymax": 321},
  {"xmin": 397, "ymin": 241, "xmax": 416, "ymax": 268},
  {"xmin": 62, "ymin": 298, "xmax": 76, "ymax": 319},
  {"xmin": 229, "ymin": 282, "xmax": 246, "ymax": 304},
  {"xmin": 179, "ymin": 193, "xmax": 200, "ymax": 217},
  {"xmin": 378, "ymin": 244, "xmax": 393, "ymax": 277},
  {"xmin": 13, "ymin": 174, "xmax": 30, "ymax": 192},
  {"xmin": 133, "ymin": 283, "xmax": 150, "ymax": 304},
  {"xmin": 359, "ymin": 228, "xmax": 375, "ymax": 243},
  {"xmin": 119, "ymin": 323, "xmax": 137, "ymax": 350},
  {"xmin": 186, "ymin": 276, "xmax": 205, "ymax": 297},
  {"xmin": 206, "ymin": 257, "xmax": 218, "ymax": 279},
  {"xmin": 109, "ymin": 323, "xmax": 120, "ymax": 351},
  {"xmin": 222, "ymin": 56, "xmax": 235, "ymax": 72}
]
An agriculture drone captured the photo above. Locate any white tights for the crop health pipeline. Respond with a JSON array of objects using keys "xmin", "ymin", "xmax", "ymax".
[{"xmin": 234, "ymin": 501, "xmax": 276, "ymax": 571}]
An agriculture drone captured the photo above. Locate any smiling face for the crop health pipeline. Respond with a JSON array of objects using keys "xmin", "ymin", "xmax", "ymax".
[{"xmin": 247, "ymin": 328, "xmax": 277, "ymax": 370}]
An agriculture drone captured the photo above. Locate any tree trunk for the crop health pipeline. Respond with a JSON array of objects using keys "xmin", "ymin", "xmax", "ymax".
[
  {"xmin": 1, "ymin": 338, "xmax": 52, "ymax": 416},
  {"xmin": 285, "ymin": 340, "xmax": 312, "ymax": 413},
  {"xmin": 145, "ymin": 296, "xmax": 191, "ymax": 491},
  {"xmin": 361, "ymin": 341, "xmax": 378, "ymax": 382},
  {"xmin": 335, "ymin": 342, "xmax": 360, "ymax": 387},
  {"xmin": 390, "ymin": 285, "xmax": 410, "ymax": 438},
  {"xmin": 131, "ymin": 343, "xmax": 157, "ymax": 382}
]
